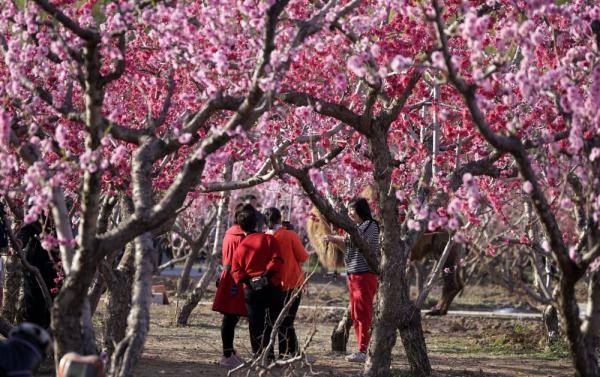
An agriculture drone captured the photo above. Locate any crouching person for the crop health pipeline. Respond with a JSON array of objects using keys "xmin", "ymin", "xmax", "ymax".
[
  {"xmin": 231, "ymin": 206, "xmax": 284, "ymax": 360},
  {"xmin": 0, "ymin": 322, "xmax": 52, "ymax": 376}
]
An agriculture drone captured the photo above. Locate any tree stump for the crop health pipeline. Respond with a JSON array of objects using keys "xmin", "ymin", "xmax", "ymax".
[{"xmin": 331, "ymin": 305, "xmax": 352, "ymax": 353}]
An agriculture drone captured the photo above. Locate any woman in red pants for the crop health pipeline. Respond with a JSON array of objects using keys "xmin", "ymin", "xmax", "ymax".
[{"xmin": 323, "ymin": 197, "xmax": 380, "ymax": 363}]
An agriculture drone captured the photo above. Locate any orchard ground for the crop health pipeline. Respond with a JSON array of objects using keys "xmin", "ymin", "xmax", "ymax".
[{"xmin": 83, "ymin": 274, "xmax": 573, "ymax": 377}]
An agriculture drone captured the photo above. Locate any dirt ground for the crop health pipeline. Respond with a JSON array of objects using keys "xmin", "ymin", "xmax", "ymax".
[{"xmin": 121, "ymin": 275, "xmax": 572, "ymax": 377}]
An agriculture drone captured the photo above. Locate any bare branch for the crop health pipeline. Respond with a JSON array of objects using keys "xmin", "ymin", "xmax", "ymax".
[{"xmin": 278, "ymin": 92, "xmax": 363, "ymax": 132}]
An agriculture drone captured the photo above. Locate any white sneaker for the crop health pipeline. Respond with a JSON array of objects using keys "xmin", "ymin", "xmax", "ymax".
[
  {"xmin": 218, "ymin": 354, "xmax": 244, "ymax": 368},
  {"xmin": 345, "ymin": 351, "xmax": 367, "ymax": 362}
]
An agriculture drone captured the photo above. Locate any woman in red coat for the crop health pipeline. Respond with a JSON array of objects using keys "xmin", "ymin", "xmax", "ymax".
[{"xmin": 212, "ymin": 204, "xmax": 251, "ymax": 368}]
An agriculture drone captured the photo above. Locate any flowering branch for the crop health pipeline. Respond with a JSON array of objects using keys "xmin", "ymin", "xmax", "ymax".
[{"xmin": 32, "ymin": 0, "xmax": 100, "ymax": 42}]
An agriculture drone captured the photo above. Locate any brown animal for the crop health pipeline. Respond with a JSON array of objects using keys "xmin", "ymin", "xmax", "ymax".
[{"xmin": 306, "ymin": 209, "xmax": 464, "ymax": 316}]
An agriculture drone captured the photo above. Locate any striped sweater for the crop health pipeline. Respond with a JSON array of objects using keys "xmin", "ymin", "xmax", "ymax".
[{"xmin": 344, "ymin": 220, "xmax": 380, "ymax": 274}]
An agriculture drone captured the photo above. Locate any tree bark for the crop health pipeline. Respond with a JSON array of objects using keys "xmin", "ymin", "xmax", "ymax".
[
  {"xmin": 559, "ymin": 277, "xmax": 599, "ymax": 377},
  {"xmin": 176, "ymin": 257, "xmax": 218, "ymax": 325},
  {"xmin": 88, "ymin": 272, "xmax": 106, "ymax": 316},
  {"xmin": 331, "ymin": 304, "xmax": 352, "ymax": 353},
  {"xmin": 176, "ymin": 212, "xmax": 216, "ymax": 295},
  {"xmin": 1, "ymin": 255, "xmax": 22, "ymax": 324},
  {"xmin": 176, "ymin": 161, "xmax": 232, "ymax": 325},
  {"xmin": 363, "ymin": 129, "xmax": 431, "ymax": 377},
  {"xmin": 109, "ymin": 233, "xmax": 156, "ymax": 377},
  {"xmin": 176, "ymin": 247, "xmax": 197, "ymax": 295},
  {"xmin": 103, "ymin": 244, "xmax": 135, "ymax": 357},
  {"xmin": 81, "ymin": 297, "xmax": 98, "ymax": 354},
  {"xmin": 397, "ymin": 301, "xmax": 430, "ymax": 377},
  {"xmin": 0, "ymin": 315, "xmax": 12, "ymax": 337}
]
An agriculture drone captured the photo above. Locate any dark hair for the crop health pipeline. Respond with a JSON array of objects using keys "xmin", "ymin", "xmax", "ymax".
[
  {"xmin": 234, "ymin": 203, "xmax": 255, "ymax": 225},
  {"xmin": 264, "ymin": 207, "xmax": 282, "ymax": 229},
  {"xmin": 348, "ymin": 197, "xmax": 376, "ymax": 223},
  {"xmin": 236, "ymin": 206, "xmax": 257, "ymax": 232}
]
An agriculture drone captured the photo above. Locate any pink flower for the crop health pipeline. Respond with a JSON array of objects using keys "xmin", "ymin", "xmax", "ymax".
[
  {"xmin": 407, "ymin": 219, "xmax": 421, "ymax": 231},
  {"xmin": 0, "ymin": 109, "xmax": 10, "ymax": 147},
  {"xmin": 431, "ymin": 51, "xmax": 446, "ymax": 70},
  {"xmin": 294, "ymin": 106, "xmax": 312, "ymax": 119},
  {"xmin": 308, "ymin": 168, "xmax": 324, "ymax": 187},
  {"xmin": 395, "ymin": 190, "xmax": 406, "ymax": 202},
  {"xmin": 448, "ymin": 217, "xmax": 459, "ymax": 230},
  {"xmin": 569, "ymin": 247, "xmax": 579, "ymax": 262},
  {"xmin": 347, "ymin": 55, "xmax": 365, "ymax": 77},
  {"xmin": 542, "ymin": 240, "xmax": 551, "ymax": 252},
  {"xmin": 560, "ymin": 198, "xmax": 572, "ymax": 209},
  {"xmin": 24, "ymin": 213, "xmax": 38, "ymax": 224},
  {"xmin": 447, "ymin": 198, "xmax": 462, "ymax": 215},
  {"xmin": 590, "ymin": 148, "xmax": 600, "ymax": 162},
  {"xmin": 522, "ymin": 181, "xmax": 533, "ymax": 194},
  {"xmin": 390, "ymin": 55, "xmax": 411, "ymax": 71},
  {"xmin": 110, "ymin": 146, "xmax": 129, "ymax": 166},
  {"xmin": 178, "ymin": 133, "xmax": 192, "ymax": 144},
  {"xmin": 333, "ymin": 73, "xmax": 347, "ymax": 91},
  {"xmin": 55, "ymin": 124, "xmax": 68, "ymax": 148},
  {"xmin": 453, "ymin": 232, "xmax": 466, "ymax": 243}
]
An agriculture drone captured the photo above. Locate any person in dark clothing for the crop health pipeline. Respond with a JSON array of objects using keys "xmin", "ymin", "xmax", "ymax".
[
  {"xmin": 0, "ymin": 203, "xmax": 9, "ymax": 251},
  {"xmin": 0, "ymin": 322, "xmax": 52, "ymax": 377},
  {"xmin": 231, "ymin": 207, "xmax": 284, "ymax": 359},
  {"xmin": 264, "ymin": 208, "xmax": 309, "ymax": 358},
  {"xmin": 242, "ymin": 195, "xmax": 267, "ymax": 232},
  {"xmin": 18, "ymin": 218, "xmax": 60, "ymax": 329}
]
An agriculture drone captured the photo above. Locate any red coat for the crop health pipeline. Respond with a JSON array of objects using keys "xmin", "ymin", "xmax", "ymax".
[
  {"xmin": 212, "ymin": 225, "xmax": 248, "ymax": 316},
  {"xmin": 231, "ymin": 233, "xmax": 284, "ymax": 289}
]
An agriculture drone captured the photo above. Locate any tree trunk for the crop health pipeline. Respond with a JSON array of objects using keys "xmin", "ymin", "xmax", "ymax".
[
  {"xmin": 1, "ymin": 255, "xmax": 22, "ymax": 324},
  {"xmin": 176, "ymin": 162, "xmax": 232, "ymax": 325},
  {"xmin": 543, "ymin": 304, "xmax": 559, "ymax": 345},
  {"xmin": 414, "ymin": 262, "xmax": 425, "ymax": 297},
  {"xmin": 51, "ymin": 254, "xmax": 100, "ymax": 364},
  {"xmin": 177, "ymin": 256, "xmax": 218, "ymax": 325},
  {"xmin": 0, "ymin": 315, "xmax": 12, "ymax": 337},
  {"xmin": 176, "ymin": 245, "xmax": 200, "ymax": 295},
  {"xmin": 88, "ymin": 272, "xmax": 106, "ymax": 316},
  {"xmin": 363, "ymin": 130, "xmax": 431, "ymax": 377},
  {"xmin": 558, "ymin": 277, "xmax": 599, "ymax": 377},
  {"xmin": 109, "ymin": 233, "xmax": 156, "ymax": 377},
  {"xmin": 81, "ymin": 297, "xmax": 98, "ymax": 355},
  {"xmin": 103, "ymin": 244, "xmax": 135, "ymax": 357},
  {"xmin": 398, "ymin": 301, "xmax": 430, "ymax": 376},
  {"xmin": 331, "ymin": 304, "xmax": 352, "ymax": 353}
]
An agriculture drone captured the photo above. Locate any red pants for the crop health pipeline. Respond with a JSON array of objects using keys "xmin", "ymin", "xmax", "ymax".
[{"xmin": 347, "ymin": 272, "xmax": 378, "ymax": 353}]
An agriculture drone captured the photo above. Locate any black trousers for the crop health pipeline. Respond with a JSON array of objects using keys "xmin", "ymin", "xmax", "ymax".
[
  {"xmin": 279, "ymin": 291, "xmax": 302, "ymax": 356},
  {"xmin": 221, "ymin": 313, "xmax": 240, "ymax": 357},
  {"xmin": 244, "ymin": 286, "xmax": 284, "ymax": 357}
]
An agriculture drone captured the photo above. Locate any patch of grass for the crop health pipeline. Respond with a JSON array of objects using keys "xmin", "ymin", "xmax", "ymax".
[
  {"xmin": 538, "ymin": 340, "xmax": 570, "ymax": 360},
  {"xmin": 427, "ymin": 320, "xmax": 570, "ymax": 362},
  {"xmin": 391, "ymin": 370, "xmax": 500, "ymax": 377}
]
